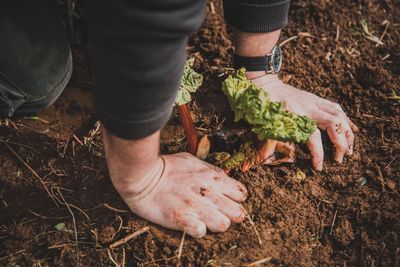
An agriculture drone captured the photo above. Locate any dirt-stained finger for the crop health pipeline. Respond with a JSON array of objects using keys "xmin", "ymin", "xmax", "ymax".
[
  {"xmin": 218, "ymin": 176, "xmax": 248, "ymax": 202},
  {"xmin": 316, "ymin": 101, "xmax": 343, "ymax": 115},
  {"xmin": 348, "ymin": 119, "xmax": 359, "ymax": 133},
  {"xmin": 306, "ymin": 129, "xmax": 324, "ymax": 171},
  {"xmin": 344, "ymin": 126, "xmax": 355, "ymax": 155},
  {"xmin": 322, "ymin": 109, "xmax": 354, "ymax": 156},
  {"xmin": 174, "ymin": 213, "xmax": 207, "ymax": 238},
  {"xmin": 213, "ymin": 195, "xmax": 246, "ymax": 223},
  {"xmin": 316, "ymin": 101, "xmax": 358, "ymax": 134},
  {"xmin": 203, "ymin": 162, "xmax": 248, "ymax": 202},
  {"xmin": 327, "ymin": 121, "xmax": 348, "ymax": 163},
  {"xmin": 315, "ymin": 102, "xmax": 356, "ymax": 156},
  {"xmin": 197, "ymin": 205, "xmax": 231, "ymax": 233}
]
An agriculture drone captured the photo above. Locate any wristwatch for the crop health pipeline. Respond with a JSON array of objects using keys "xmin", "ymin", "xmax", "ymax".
[{"xmin": 234, "ymin": 45, "xmax": 283, "ymax": 74}]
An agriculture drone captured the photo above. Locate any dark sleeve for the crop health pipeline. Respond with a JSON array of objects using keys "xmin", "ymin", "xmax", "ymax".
[
  {"xmin": 223, "ymin": 0, "xmax": 290, "ymax": 32},
  {"xmin": 82, "ymin": 0, "xmax": 205, "ymax": 140}
]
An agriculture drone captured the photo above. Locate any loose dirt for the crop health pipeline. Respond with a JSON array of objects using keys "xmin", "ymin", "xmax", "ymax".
[{"xmin": 1, "ymin": 0, "xmax": 399, "ymax": 266}]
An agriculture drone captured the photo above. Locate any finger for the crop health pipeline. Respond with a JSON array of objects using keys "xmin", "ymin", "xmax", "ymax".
[
  {"xmin": 316, "ymin": 101, "xmax": 343, "ymax": 116},
  {"xmin": 316, "ymin": 102, "xmax": 358, "ymax": 133},
  {"xmin": 326, "ymin": 121, "xmax": 349, "ymax": 163},
  {"xmin": 213, "ymin": 195, "xmax": 246, "ymax": 223},
  {"xmin": 312, "ymin": 111, "xmax": 336, "ymax": 131},
  {"xmin": 198, "ymin": 205, "xmax": 231, "ymax": 233},
  {"xmin": 315, "ymin": 103, "xmax": 355, "ymax": 156},
  {"xmin": 175, "ymin": 214, "xmax": 207, "ymax": 238},
  {"xmin": 348, "ymin": 119, "xmax": 359, "ymax": 133},
  {"xmin": 306, "ymin": 129, "xmax": 324, "ymax": 171},
  {"xmin": 203, "ymin": 162, "xmax": 248, "ymax": 202},
  {"xmin": 344, "ymin": 125, "xmax": 355, "ymax": 155},
  {"xmin": 219, "ymin": 176, "xmax": 248, "ymax": 202}
]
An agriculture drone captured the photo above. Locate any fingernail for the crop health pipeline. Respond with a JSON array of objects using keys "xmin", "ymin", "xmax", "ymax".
[
  {"xmin": 317, "ymin": 163, "xmax": 323, "ymax": 171},
  {"xmin": 348, "ymin": 145, "xmax": 353, "ymax": 155},
  {"xmin": 334, "ymin": 151, "xmax": 344, "ymax": 162},
  {"xmin": 312, "ymin": 159, "xmax": 323, "ymax": 171}
]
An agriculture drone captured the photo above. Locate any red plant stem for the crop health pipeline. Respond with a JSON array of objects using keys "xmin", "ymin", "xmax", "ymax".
[{"xmin": 177, "ymin": 104, "xmax": 198, "ymax": 155}]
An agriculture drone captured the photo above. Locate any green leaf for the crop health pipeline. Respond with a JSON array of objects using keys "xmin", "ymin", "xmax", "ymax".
[
  {"xmin": 221, "ymin": 68, "xmax": 316, "ymax": 143},
  {"xmin": 175, "ymin": 58, "xmax": 203, "ymax": 106},
  {"xmin": 359, "ymin": 176, "xmax": 367, "ymax": 187},
  {"xmin": 54, "ymin": 222, "xmax": 67, "ymax": 231},
  {"xmin": 359, "ymin": 19, "xmax": 370, "ymax": 35}
]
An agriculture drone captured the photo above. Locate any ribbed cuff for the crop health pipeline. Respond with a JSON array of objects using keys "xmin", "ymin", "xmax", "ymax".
[
  {"xmin": 223, "ymin": 0, "xmax": 290, "ymax": 33},
  {"xmin": 95, "ymin": 100, "xmax": 174, "ymax": 140}
]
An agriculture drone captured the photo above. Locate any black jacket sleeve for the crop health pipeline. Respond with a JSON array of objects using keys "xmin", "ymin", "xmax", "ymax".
[
  {"xmin": 82, "ymin": 0, "xmax": 206, "ymax": 140},
  {"xmin": 223, "ymin": 0, "xmax": 290, "ymax": 32}
]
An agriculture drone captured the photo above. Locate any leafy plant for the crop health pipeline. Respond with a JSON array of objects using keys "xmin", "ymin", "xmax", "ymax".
[
  {"xmin": 175, "ymin": 58, "xmax": 203, "ymax": 155},
  {"xmin": 175, "ymin": 58, "xmax": 203, "ymax": 106},
  {"xmin": 222, "ymin": 68, "xmax": 316, "ymax": 143}
]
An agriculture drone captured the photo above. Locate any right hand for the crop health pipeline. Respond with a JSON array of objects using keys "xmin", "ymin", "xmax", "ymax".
[
  {"xmin": 250, "ymin": 74, "xmax": 358, "ymax": 171},
  {"xmin": 115, "ymin": 152, "xmax": 248, "ymax": 238}
]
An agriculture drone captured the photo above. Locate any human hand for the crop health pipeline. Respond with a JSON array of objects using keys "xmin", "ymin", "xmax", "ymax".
[
  {"xmin": 113, "ymin": 152, "xmax": 248, "ymax": 238},
  {"xmin": 251, "ymin": 74, "xmax": 358, "ymax": 171}
]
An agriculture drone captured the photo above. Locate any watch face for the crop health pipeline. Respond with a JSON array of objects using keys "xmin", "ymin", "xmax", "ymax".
[{"xmin": 270, "ymin": 45, "xmax": 283, "ymax": 74}]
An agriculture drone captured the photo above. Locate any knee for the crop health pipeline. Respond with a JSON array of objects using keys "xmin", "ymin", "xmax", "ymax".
[{"xmin": 0, "ymin": 52, "xmax": 72, "ymax": 118}]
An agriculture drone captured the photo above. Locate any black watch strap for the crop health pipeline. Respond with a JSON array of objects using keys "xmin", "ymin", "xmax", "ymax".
[{"xmin": 234, "ymin": 54, "xmax": 271, "ymax": 71}]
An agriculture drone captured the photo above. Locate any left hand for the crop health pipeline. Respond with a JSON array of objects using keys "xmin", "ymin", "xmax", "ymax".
[{"xmin": 250, "ymin": 73, "xmax": 358, "ymax": 171}]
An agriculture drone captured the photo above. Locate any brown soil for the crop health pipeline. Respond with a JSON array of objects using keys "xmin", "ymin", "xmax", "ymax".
[{"xmin": 1, "ymin": 0, "xmax": 399, "ymax": 266}]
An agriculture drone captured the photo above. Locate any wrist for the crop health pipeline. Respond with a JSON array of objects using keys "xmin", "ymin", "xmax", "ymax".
[
  {"xmin": 233, "ymin": 29, "xmax": 283, "ymax": 75},
  {"xmin": 233, "ymin": 28, "xmax": 280, "ymax": 57},
  {"xmin": 249, "ymin": 73, "xmax": 284, "ymax": 102},
  {"xmin": 102, "ymin": 126, "xmax": 161, "ymax": 194},
  {"xmin": 247, "ymin": 72, "xmax": 279, "ymax": 83}
]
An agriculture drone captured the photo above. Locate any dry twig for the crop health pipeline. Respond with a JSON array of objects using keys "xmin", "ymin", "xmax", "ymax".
[
  {"xmin": 109, "ymin": 226, "xmax": 150, "ymax": 249},
  {"xmin": 0, "ymin": 249, "xmax": 26, "ymax": 261},
  {"xmin": 375, "ymin": 163, "xmax": 386, "ymax": 192},
  {"xmin": 376, "ymin": 20, "xmax": 390, "ymax": 47},
  {"xmin": 4, "ymin": 142, "xmax": 59, "ymax": 207},
  {"xmin": 279, "ymin": 36, "xmax": 298, "ymax": 47},
  {"xmin": 140, "ymin": 256, "xmax": 177, "ymax": 266},
  {"xmin": 122, "ymin": 248, "xmax": 126, "ymax": 267},
  {"xmin": 72, "ymin": 134, "xmax": 83, "ymax": 145},
  {"xmin": 209, "ymin": 2, "xmax": 215, "ymax": 13},
  {"xmin": 242, "ymin": 205, "xmax": 263, "ymax": 246},
  {"xmin": 385, "ymin": 155, "xmax": 398, "ymax": 169},
  {"xmin": 56, "ymin": 187, "xmax": 79, "ymax": 265},
  {"xmin": 108, "ymin": 249, "xmax": 121, "ymax": 267},
  {"xmin": 177, "ymin": 231, "xmax": 186, "ymax": 260},
  {"xmin": 335, "ymin": 25, "xmax": 340, "ymax": 42},
  {"xmin": 28, "ymin": 210, "xmax": 69, "ymax": 220},
  {"xmin": 103, "ymin": 203, "xmax": 129, "ymax": 213},
  {"xmin": 245, "ymin": 257, "xmax": 272, "ymax": 266},
  {"xmin": 329, "ymin": 208, "xmax": 338, "ymax": 235}
]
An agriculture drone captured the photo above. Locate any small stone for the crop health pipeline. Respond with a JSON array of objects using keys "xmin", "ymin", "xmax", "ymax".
[
  {"xmin": 295, "ymin": 171, "xmax": 306, "ymax": 181},
  {"xmin": 387, "ymin": 179, "xmax": 396, "ymax": 190}
]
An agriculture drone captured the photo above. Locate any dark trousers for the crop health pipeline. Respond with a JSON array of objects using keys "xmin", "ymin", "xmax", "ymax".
[
  {"xmin": 0, "ymin": 0, "xmax": 289, "ymax": 140},
  {"xmin": 0, "ymin": 0, "xmax": 72, "ymax": 118},
  {"xmin": 0, "ymin": 0, "xmax": 205, "ymax": 141}
]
